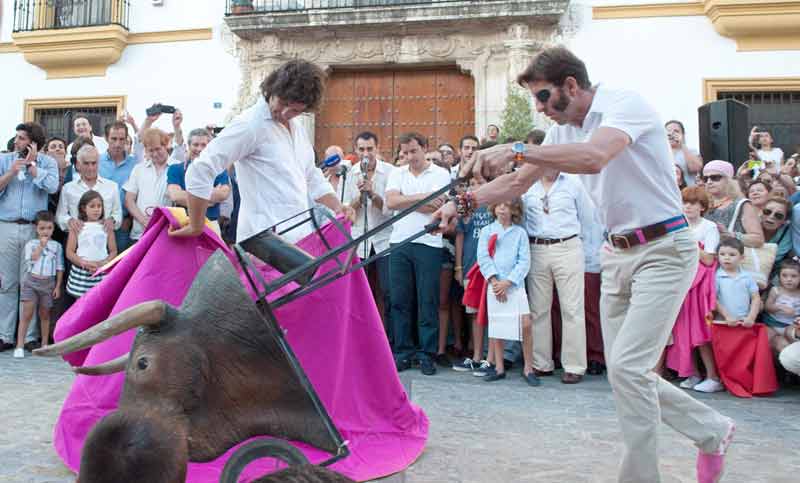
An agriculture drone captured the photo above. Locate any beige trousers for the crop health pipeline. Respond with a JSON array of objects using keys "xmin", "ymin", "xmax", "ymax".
[
  {"xmin": 527, "ymin": 236, "xmax": 587, "ymax": 374},
  {"xmin": 780, "ymin": 341, "xmax": 800, "ymax": 375},
  {"xmin": 601, "ymin": 229, "xmax": 730, "ymax": 483}
]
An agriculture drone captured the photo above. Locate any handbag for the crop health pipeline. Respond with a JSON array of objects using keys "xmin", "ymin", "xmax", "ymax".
[{"xmin": 727, "ymin": 199, "xmax": 777, "ymax": 286}]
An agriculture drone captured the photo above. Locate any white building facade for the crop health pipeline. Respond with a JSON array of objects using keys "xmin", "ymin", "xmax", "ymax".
[{"xmin": 0, "ymin": 0, "xmax": 797, "ymax": 155}]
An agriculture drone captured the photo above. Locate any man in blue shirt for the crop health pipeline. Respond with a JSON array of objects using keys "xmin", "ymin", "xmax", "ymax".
[
  {"xmin": 167, "ymin": 128, "xmax": 230, "ymax": 225},
  {"xmin": 99, "ymin": 120, "xmax": 139, "ymax": 252},
  {"xmin": 0, "ymin": 122, "xmax": 59, "ymax": 350}
]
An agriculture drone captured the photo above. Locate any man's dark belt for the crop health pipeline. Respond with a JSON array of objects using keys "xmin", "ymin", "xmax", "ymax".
[
  {"xmin": 529, "ymin": 234, "xmax": 578, "ymax": 245},
  {"xmin": 607, "ymin": 215, "xmax": 688, "ymax": 250},
  {"xmin": 1, "ymin": 219, "xmax": 33, "ymax": 225}
]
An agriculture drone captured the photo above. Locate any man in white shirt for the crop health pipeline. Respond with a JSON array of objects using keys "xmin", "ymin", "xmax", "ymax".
[
  {"xmin": 124, "ymin": 129, "xmax": 172, "ymax": 241},
  {"xmin": 435, "ymin": 47, "xmax": 734, "ymax": 483},
  {"xmin": 522, "ymin": 171, "xmax": 593, "ymax": 384},
  {"xmin": 67, "ymin": 115, "xmax": 108, "ymax": 155},
  {"xmin": 345, "ymin": 132, "xmax": 394, "ymax": 330},
  {"xmin": 56, "ymin": 145, "xmax": 122, "ymax": 235},
  {"xmin": 174, "ymin": 60, "xmax": 348, "ymax": 243},
  {"xmin": 386, "ymin": 132, "xmax": 451, "ymax": 376}
]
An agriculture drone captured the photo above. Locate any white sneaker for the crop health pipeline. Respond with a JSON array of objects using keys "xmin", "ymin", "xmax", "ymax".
[
  {"xmin": 694, "ymin": 378, "xmax": 725, "ymax": 393},
  {"xmin": 680, "ymin": 375, "xmax": 703, "ymax": 389},
  {"xmin": 13, "ymin": 348, "xmax": 24, "ymax": 358}
]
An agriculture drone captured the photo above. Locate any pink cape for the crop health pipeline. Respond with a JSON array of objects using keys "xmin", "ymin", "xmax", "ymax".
[
  {"xmin": 666, "ymin": 260, "xmax": 716, "ymax": 377},
  {"xmin": 52, "ymin": 208, "xmax": 428, "ymax": 482}
]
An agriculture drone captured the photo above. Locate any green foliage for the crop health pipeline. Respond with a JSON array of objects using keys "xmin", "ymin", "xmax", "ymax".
[{"xmin": 499, "ymin": 85, "xmax": 535, "ymax": 142}]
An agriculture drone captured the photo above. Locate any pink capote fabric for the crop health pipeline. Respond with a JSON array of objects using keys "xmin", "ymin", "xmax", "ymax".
[
  {"xmin": 52, "ymin": 208, "xmax": 428, "ymax": 482},
  {"xmin": 666, "ymin": 260, "xmax": 717, "ymax": 377}
]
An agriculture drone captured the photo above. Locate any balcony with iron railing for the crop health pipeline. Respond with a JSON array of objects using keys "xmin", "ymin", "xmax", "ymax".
[
  {"xmin": 224, "ymin": 0, "xmax": 570, "ymax": 39},
  {"xmin": 10, "ymin": 0, "xmax": 132, "ymax": 79},
  {"xmin": 13, "ymin": 0, "xmax": 130, "ymax": 32}
]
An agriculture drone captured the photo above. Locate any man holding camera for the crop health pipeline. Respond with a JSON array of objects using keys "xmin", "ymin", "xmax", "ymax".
[
  {"xmin": 0, "ymin": 122, "xmax": 59, "ymax": 351},
  {"xmin": 173, "ymin": 60, "xmax": 350, "ymax": 243}
]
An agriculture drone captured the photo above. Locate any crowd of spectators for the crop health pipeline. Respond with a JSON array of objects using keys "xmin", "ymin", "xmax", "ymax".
[{"xmin": 1, "ymin": 107, "xmax": 799, "ymax": 395}]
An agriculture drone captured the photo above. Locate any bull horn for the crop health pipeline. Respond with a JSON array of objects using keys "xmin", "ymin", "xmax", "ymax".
[
  {"xmin": 73, "ymin": 353, "xmax": 130, "ymax": 375},
  {"xmin": 34, "ymin": 300, "xmax": 166, "ymax": 357}
]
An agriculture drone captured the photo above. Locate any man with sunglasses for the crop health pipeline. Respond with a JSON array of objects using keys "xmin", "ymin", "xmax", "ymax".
[{"xmin": 434, "ymin": 46, "xmax": 734, "ymax": 483}]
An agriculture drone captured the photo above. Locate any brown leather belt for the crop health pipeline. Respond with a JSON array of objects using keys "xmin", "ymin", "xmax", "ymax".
[
  {"xmin": 607, "ymin": 216, "xmax": 688, "ymax": 250},
  {"xmin": 529, "ymin": 234, "xmax": 578, "ymax": 245},
  {"xmin": 1, "ymin": 219, "xmax": 33, "ymax": 225}
]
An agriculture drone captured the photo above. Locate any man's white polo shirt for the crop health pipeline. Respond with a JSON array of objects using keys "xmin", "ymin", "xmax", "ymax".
[
  {"xmin": 55, "ymin": 176, "xmax": 122, "ymax": 232},
  {"xmin": 543, "ymin": 85, "xmax": 683, "ymax": 235},
  {"xmin": 386, "ymin": 162, "xmax": 451, "ymax": 248}
]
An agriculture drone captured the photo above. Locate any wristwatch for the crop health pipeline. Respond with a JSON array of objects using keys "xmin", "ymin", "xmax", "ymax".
[{"xmin": 512, "ymin": 142, "xmax": 525, "ymax": 162}]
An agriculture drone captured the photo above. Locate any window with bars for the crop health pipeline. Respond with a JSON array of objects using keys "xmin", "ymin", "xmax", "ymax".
[
  {"xmin": 34, "ymin": 106, "xmax": 119, "ymax": 144},
  {"xmin": 718, "ymin": 91, "xmax": 800, "ymax": 155}
]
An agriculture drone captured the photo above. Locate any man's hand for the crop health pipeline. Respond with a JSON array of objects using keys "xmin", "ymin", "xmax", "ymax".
[
  {"xmin": 418, "ymin": 195, "xmax": 446, "ymax": 214},
  {"xmin": 172, "ymin": 109, "xmax": 183, "ymax": 130},
  {"xmin": 432, "ymin": 200, "xmax": 457, "ymax": 232},
  {"xmin": 357, "ymin": 177, "xmax": 374, "ymax": 196},
  {"xmin": 472, "ymin": 143, "xmax": 515, "ymax": 181},
  {"xmin": 68, "ymin": 218, "xmax": 84, "ymax": 234},
  {"xmin": 168, "ymin": 223, "xmax": 205, "ymax": 238},
  {"xmin": 103, "ymin": 218, "xmax": 115, "ymax": 233}
]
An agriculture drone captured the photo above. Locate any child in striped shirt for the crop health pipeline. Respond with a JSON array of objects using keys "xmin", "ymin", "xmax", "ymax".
[{"xmin": 15, "ymin": 211, "xmax": 63, "ymax": 358}]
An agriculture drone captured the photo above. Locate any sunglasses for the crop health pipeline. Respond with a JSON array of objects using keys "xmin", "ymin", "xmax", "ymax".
[
  {"xmin": 541, "ymin": 195, "xmax": 550, "ymax": 215},
  {"xmin": 534, "ymin": 88, "xmax": 553, "ymax": 104},
  {"xmin": 702, "ymin": 174, "xmax": 723, "ymax": 182},
  {"xmin": 762, "ymin": 208, "xmax": 786, "ymax": 221}
]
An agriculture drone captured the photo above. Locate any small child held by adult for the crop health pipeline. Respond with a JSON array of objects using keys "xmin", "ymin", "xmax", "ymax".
[
  {"xmin": 66, "ymin": 190, "xmax": 118, "ymax": 298},
  {"xmin": 714, "ymin": 236, "xmax": 762, "ymax": 335},
  {"xmin": 476, "ymin": 199, "xmax": 538, "ymax": 385},
  {"xmin": 14, "ymin": 211, "xmax": 63, "ymax": 358},
  {"xmin": 762, "ymin": 259, "xmax": 800, "ymax": 354}
]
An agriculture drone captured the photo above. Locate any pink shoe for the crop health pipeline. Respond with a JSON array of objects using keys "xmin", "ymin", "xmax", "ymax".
[{"xmin": 697, "ymin": 420, "xmax": 735, "ymax": 483}]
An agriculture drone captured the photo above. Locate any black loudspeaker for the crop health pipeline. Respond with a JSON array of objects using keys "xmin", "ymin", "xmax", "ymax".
[{"xmin": 698, "ymin": 99, "xmax": 750, "ymax": 170}]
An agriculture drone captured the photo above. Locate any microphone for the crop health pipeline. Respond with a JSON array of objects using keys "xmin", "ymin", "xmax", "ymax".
[
  {"xmin": 323, "ymin": 153, "xmax": 342, "ymax": 168},
  {"xmin": 336, "ymin": 163, "xmax": 349, "ymax": 178}
]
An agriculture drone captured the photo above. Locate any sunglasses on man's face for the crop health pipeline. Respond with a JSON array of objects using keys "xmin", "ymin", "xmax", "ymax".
[
  {"xmin": 762, "ymin": 208, "xmax": 786, "ymax": 221},
  {"xmin": 702, "ymin": 174, "xmax": 723, "ymax": 183},
  {"xmin": 534, "ymin": 88, "xmax": 553, "ymax": 104}
]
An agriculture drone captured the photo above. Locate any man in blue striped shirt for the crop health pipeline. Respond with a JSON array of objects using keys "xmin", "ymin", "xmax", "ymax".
[{"xmin": 0, "ymin": 122, "xmax": 59, "ymax": 350}]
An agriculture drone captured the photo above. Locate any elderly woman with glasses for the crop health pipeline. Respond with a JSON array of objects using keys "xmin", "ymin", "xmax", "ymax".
[
  {"xmin": 702, "ymin": 160, "xmax": 764, "ymax": 248},
  {"xmin": 761, "ymin": 197, "xmax": 795, "ymax": 282}
]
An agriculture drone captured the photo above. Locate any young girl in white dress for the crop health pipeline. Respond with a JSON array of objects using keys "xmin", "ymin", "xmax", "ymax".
[{"xmin": 66, "ymin": 190, "xmax": 118, "ymax": 298}]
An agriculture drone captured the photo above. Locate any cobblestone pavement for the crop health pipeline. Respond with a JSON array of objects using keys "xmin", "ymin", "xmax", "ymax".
[{"xmin": 2, "ymin": 351, "xmax": 799, "ymax": 482}]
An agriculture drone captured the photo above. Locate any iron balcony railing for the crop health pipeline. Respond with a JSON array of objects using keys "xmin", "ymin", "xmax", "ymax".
[
  {"xmin": 225, "ymin": 0, "xmax": 495, "ymax": 15},
  {"xmin": 13, "ymin": 0, "xmax": 130, "ymax": 32}
]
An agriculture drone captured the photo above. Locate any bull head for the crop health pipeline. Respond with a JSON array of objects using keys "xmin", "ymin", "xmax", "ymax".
[{"xmin": 37, "ymin": 250, "xmax": 339, "ymax": 482}]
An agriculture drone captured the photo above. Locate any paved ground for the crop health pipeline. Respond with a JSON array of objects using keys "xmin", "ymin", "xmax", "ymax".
[{"xmin": 1, "ymin": 351, "xmax": 798, "ymax": 482}]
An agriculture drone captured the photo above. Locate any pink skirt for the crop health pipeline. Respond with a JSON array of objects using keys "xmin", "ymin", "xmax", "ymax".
[{"xmin": 666, "ymin": 260, "xmax": 716, "ymax": 377}]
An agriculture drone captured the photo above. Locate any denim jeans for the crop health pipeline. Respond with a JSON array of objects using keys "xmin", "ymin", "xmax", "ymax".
[{"xmin": 390, "ymin": 242, "xmax": 441, "ymax": 363}]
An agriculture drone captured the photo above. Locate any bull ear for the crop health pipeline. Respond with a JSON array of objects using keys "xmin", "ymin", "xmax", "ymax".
[
  {"xmin": 34, "ymin": 301, "xmax": 165, "ymax": 357},
  {"xmin": 179, "ymin": 250, "xmax": 250, "ymax": 316}
]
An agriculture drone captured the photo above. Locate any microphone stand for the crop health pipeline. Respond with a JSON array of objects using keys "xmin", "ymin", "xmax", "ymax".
[
  {"xmin": 339, "ymin": 165, "xmax": 347, "ymax": 204},
  {"xmin": 361, "ymin": 158, "xmax": 370, "ymax": 260}
]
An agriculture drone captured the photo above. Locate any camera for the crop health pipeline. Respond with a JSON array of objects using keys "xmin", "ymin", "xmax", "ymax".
[
  {"xmin": 212, "ymin": 126, "xmax": 224, "ymax": 135},
  {"xmin": 146, "ymin": 104, "xmax": 177, "ymax": 116}
]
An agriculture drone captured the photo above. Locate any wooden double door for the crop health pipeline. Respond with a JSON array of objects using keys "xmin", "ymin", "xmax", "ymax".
[{"xmin": 315, "ymin": 68, "xmax": 475, "ymax": 161}]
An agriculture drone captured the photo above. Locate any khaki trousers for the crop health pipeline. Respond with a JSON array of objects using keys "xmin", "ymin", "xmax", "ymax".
[
  {"xmin": 527, "ymin": 236, "xmax": 587, "ymax": 374},
  {"xmin": 0, "ymin": 221, "xmax": 38, "ymax": 343},
  {"xmin": 601, "ymin": 229, "xmax": 730, "ymax": 483}
]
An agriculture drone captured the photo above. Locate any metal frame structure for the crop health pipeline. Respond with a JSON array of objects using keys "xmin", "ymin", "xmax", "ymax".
[{"xmin": 231, "ymin": 179, "xmax": 456, "ymax": 467}]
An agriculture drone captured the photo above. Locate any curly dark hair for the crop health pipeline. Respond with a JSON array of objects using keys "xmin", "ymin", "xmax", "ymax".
[{"xmin": 260, "ymin": 60, "xmax": 327, "ymax": 112}]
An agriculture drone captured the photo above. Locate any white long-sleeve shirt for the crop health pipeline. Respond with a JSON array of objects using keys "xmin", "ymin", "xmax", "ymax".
[
  {"xmin": 55, "ymin": 176, "xmax": 122, "ymax": 232},
  {"xmin": 185, "ymin": 98, "xmax": 334, "ymax": 243}
]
